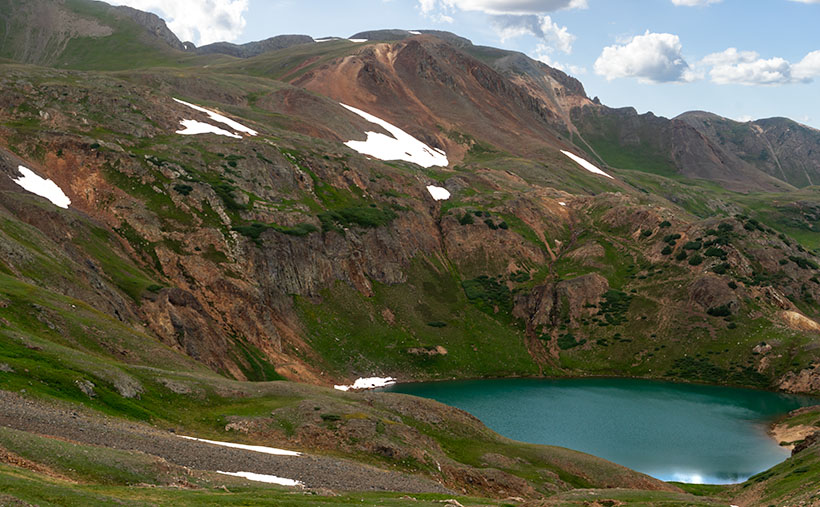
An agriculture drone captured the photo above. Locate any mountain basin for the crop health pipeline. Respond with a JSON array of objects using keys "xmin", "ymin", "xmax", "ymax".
[{"xmin": 381, "ymin": 377, "xmax": 818, "ymax": 484}]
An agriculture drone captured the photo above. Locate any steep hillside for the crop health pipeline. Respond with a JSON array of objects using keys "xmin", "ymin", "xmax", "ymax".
[
  {"xmin": 1, "ymin": 1, "xmax": 820, "ymax": 503},
  {"xmin": 678, "ymin": 111, "xmax": 820, "ymax": 188},
  {"xmin": 571, "ymin": 104, "xmax": 797, "ymax": 192}
]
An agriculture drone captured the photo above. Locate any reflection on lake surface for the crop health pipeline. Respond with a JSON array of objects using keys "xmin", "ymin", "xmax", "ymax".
[{"xmin": 382, "ymin": 378, "xmax": 818, "ymax": 483}]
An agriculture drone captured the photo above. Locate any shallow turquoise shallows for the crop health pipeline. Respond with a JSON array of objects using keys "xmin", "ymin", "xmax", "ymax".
[{"xmin": 382, "ymin": 378, "xmax": 818, "ymax": 484}]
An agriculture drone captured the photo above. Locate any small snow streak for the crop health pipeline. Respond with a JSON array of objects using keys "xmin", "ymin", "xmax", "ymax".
[
  {"xmin": 12, "ymin": 166, "xmax": 71, "ymax": 208},
  {"xmin": 427, "ymin": 185, "xmax": 451, "ymax": 201},
  {"xmin": 179, "ymin": 436, "xmax": 301, "ymax": 456},
  {"xmin": 176, "ymin": 119, "xmax": 242, "ymax": 139},
  {"xmin": 217, "ymin": 471, "xmax": 303, "ymax": 487},
  {"xmin": 341, "ymin": 103, "xmax": 448, "ymax": 168},
  {"xmin": 334, "ymin": 377, "xmax": 396, "ymax": 391},
  {"xmin": 560, "ymin": 150, "xmax": 614, "ymax": 179},
  {"xmin": 173, "ymin": 98, "xmax": 258, "ymax": 136}
]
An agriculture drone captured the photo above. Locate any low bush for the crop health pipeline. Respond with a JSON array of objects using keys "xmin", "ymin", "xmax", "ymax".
[{"xmin": 707, "ymin": 305, "xmax": 732, "ymax": 317}]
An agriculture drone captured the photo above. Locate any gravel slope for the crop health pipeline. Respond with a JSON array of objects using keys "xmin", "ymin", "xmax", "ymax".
[{"xmin": 0, "ymin": 390, "xmax": 451, "ymax": 494}]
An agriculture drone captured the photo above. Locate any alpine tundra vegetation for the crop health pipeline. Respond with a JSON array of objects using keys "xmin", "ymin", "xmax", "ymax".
[{"xmin": 0, "ymin": 0, "xmax": 819, "ymax": 505}]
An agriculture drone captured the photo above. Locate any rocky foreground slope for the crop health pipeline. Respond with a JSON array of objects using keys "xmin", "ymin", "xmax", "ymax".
[{"xmin": 0, "ymin": 0, "xmax": 819, "ymax": 504}]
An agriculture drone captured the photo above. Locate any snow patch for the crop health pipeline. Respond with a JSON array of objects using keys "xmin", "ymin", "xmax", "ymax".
[
  {"xmin": 176, "ymin": 119, "xmax": 242, "ymax": 139},
  {"xmin": 560, "ymin": 150, "xmax": 613, "ymax": 179},
  {"xmin": 334, "ymin": 377, "xmax": 396, "ymax": 391},
  {"xmin": 341, "ymin": 103, "xmax": 448, "ymax": 168},
  {"xmin": 426, "ymin": 185, "xmax": 450, "ymax": 201},
  {"xmin": 179, "ymin": 436, "xmax": 301, "ymax": 456},
  {"xmin": 314, "ymin": 38, "xmax": 333, "ymax": 43},
  {"xmin": 217, "ymin": 471, "xmax": 303, "ymax": 487},
  {"xmin": 409, "ymin": 30, "xmax": 422, "ymax": 35},
  {"xmin": 173, "ymin": 98, "xmax": 258, "ymax": 136},
  {"xmin": 558, "ymin": 201, "xmax": 567, "ymax": 207},
  {"xmin": 348, "ymin": 38, "xmax": 368, "ymax": 43},
  {"xmin": 12, "ymin": 166, "xmax": 71, "ymax": 208}
]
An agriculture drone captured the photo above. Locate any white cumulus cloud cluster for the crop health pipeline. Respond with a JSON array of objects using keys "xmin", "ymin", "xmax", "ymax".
[
  {"xmin": 107, "ymin": 0, "xmax": 248, "ymax": 45},
  {"xmin": 418, "ymin": 0, "xmax": 585, "ymax": 72},
  {"xmin": 702, "ymin": 48, "xmax": 820, "ymax": 85},
  {"xmin": 594, "ymin": 31, "xmax": 696, "ymax": 83},
  {"xmin": 419, "ymin": 0, "xmax": 587, "ymax": 15},
  {"xmin": 593, "ymin": 30, "xmax": 820, "ymax": 87}
]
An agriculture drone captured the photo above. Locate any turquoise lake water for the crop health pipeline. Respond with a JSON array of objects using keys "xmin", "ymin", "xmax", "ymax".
[{"xmin": 382, "ymin": 378, "xmax": 818, "ymax": 484}]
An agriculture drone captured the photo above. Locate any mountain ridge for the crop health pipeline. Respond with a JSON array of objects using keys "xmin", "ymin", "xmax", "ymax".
[{"xmin": 0, "ymin": 1, "xmax": 819, "ymax": 504}]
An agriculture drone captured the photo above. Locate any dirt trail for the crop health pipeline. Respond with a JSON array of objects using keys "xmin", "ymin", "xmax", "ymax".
[{"xmin": 0, "ymin": 390, "xmax": 451, "ymax": 494}]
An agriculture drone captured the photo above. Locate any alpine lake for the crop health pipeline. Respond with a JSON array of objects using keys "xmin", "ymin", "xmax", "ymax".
[{"xmin": 382, "ymin": 377, "xmax": 819, "ymax": 484}]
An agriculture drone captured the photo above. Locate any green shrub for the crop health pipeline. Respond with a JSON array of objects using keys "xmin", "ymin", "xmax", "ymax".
[
  {"xmin": 427, "ymin": 321, "xmax": 447, "ymax": 328},
  {"xmin": 779, "ymin": 258, "xmax": 789, "ymax": 265},
  {"xmin": 459, "ymin": 212, "xmax": 474, "ymax": 225},
  {"xmin": 684, "ymin": 241, "xmax": 702, "ymax": 251},
  {"xmin": 641, "ymin": 229, "xmax": 653, "ymax": 237},
  {"xmin": 712, "ymin": 263, "xmax": 729, "ymax": 275},
  {"xmin": 234, "ymin": 221, "xmax": 318, "ymax": 245},
  {"xmin": 510, "ymin": 271, "xmax": 531, "ymax": 283},
  {"xmin": 663, "ymin": 233, "xmax": 682, "ymax": 244},
  {"xmin": 659, "ymin": 221, "xmax": 672, "ymax": 228},
  {"xmin": 661, "ymin": 245, "xmax": 673, "ymax": 255},
  {"xmin": 707, "ymin": 305, "xmax": 732, "ymax": 317},
  {"xmin": 499, "ymin": 221, "xmax": 509, "ymax": 230},
  {"xmin": 676, "ymin": 250, "xmax": 688, "ymax": 261},
  {"xmin": 704, "ymin": 247, "xmax": 726, "ymax": 257},
  {"xmin": 173, "ymin": 184, "xmax": 194, "ymax": 195},
  {"xmin": 318, "ymin": 206, "xmax": 397, "ymax": 230},
  {"xmin": 789, "ymin": 256, "xmax": 819, "ymax": 270},
  {"xmin": 485, "ymin": 219, "xmax": 498, "ymax": 230},
  {"xmin": 557, "ymin": 333, "xmax": 586, "ymax": 350},
  {"xmin": 718, "ymin": 223, "xmax": 734, "ymax": 233},
  {"xmin": 688, "ymin": 253, "xmax": 703, "ymax": 266},
  {"xmin": 462, "ymin": 275, "xmax": 512, "ymax": 314},
  {"xmin": 598, "ymin": 290, "xmax": 632, "ymax": 326},
  {"xmin": 320, "ymin": 414, "xmax": 341, "ymax": 422}
]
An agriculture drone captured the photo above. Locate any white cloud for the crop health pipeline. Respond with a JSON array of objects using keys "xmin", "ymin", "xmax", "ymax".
[
  {"xmin": 702, "ymin": 48, "xmax": 820, "ymax": 85},
  {"xmin": 534, "ymin": 49, "xmax": 586, "ymax": 74},
  {"xmin": 594, "ymin": 31, "xmax": 694, "ymax": 83},
  {"xmin": 422, "ymin": 0, "xmax": 587, "ymax": 15},
  {"xmin": 492, "ymin": 14, "xmax": 574, "ymax": 52},
  {"xmin": 788, "ymin": 0, "xmax": 820, "ymax": 3},
  {"xmin": 793, "ymin": 50, "xmax": 820, "ymax": 80},
  {"xmin": 670, "ymin": 0, "xmax": 722, "ymax": 6},
  {"xmin": 107, "ymin": 0, "xmax": 248, "ymax": 45}
]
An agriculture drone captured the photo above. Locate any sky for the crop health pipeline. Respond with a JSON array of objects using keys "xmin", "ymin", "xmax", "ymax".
[{"xmin": 108, "ymin": 0, "xmax": 820, "ymax": 128}]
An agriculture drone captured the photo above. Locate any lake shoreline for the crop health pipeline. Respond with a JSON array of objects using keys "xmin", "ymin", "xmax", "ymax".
[{"xmin": 384, "ymin": 377, "xmax": 819, "ymax": 485}]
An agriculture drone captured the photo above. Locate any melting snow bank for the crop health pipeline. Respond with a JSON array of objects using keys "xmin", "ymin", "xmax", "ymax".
[
  {"xmin": 173, "ymin": 98, "xmax": 258, "ymax": 137},
  {"xmin": 334, "ymin": 377, "xmax": 396, "ymax": 391},
  {"xmin": 560, "ymin": 150, "xmax": 613, "ymax": 179},
  {"xmin": 176, "ymin": 119, "xmax": 242, "ymax": 139},
  {"xmin": 427, "ymin": 185, "xmax": 450, "ymax": 201},
  {"xmin": 341, "ymin": 103, "xmax": 448, "ymax": 168},
  {"xmin": 217, "ymin": 471, "xmax": 303, "ymax": 487},
  {"xmin": 12, "ymin": 166, "xmax": 71, "ymax": 208},
  {"xmin": 348, "ymin": 38, "xmax": 368, "ymax": 43},
  {"xmin": 179, "ymin": 436, "xmax": 301, "ymax": 456}
]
